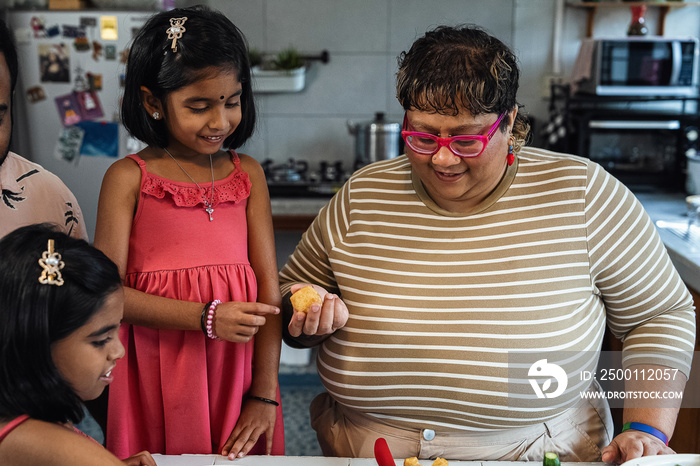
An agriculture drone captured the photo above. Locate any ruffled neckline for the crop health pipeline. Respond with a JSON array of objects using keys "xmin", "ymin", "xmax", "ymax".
[{"xmin": 139, "ymin": 159, "xmax": 251, "ymax": 208}]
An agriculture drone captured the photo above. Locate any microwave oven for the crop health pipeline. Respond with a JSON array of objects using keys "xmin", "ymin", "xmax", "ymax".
[{"xmin": 573, "ymin": 37, "xmax": 699, "ymax": 96}]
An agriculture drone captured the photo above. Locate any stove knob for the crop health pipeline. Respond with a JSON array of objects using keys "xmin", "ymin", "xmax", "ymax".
[
  {"xmin": 686, "ymin": 148, "xmax": 698, "ymax": 157},
  {"xmin": 686, "ymin": 127, "xmax": 699, "ymax": 142}
]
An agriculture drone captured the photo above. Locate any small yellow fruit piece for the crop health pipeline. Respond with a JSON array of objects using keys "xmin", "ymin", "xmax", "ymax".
[
  {"xmin": 432, "ymin": 458, "xmax": 449, "ymax": 466},
  {"xmin": 290, "ymin": 285, "xmax": 322, "ymax": 313},
  {"xmin": 404, "ymin": 458, "xmax": 421, "ymax": 466}
]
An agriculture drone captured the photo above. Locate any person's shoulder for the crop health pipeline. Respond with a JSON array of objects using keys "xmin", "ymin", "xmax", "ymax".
[
  {"xmin": 517, "ymin": 146, "xmax": 591, "ymax": 167},
  {"xmin": 4, "ymin": 151, "xmax": 49, "ymax": 175},
  {"xmin": 3, "ymin": 152, "xmax": 71, "ymax": 187},
  {"xmin": 350, "ymin": 155, "xmax": 412, "ymax": 181},
  {"xmin": 101, "ymin": 155, "xmax": 142, "ymax": 190},
  {"xmin": 235, "ymin": 151, "xmax": 261, "ymax": 170}
]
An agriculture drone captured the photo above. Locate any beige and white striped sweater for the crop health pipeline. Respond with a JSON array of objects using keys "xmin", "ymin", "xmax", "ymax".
[{"xmin": 279, "ymin": 147, "xmax": 696, "ymax": 431}]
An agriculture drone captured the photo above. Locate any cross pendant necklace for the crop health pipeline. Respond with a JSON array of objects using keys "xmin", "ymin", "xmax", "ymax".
[{"xmin": 164, "ymin": 148, "xmax": 215, "ymax": 221}]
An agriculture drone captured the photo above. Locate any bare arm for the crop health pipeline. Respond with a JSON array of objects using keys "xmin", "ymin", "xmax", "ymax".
[
  {"xmin": 0, "ymin": 419, "xmax": 130, "ymax": 465},
  {"xmin": 602, "ymin": 363, "xmax": 687, "ymax": 463},
  {"xmin": 220, "ymin": 154, "xmax": 282, "ymax": 458},
  {"xmin": 94, "ymin": 156, "xmax": 276, "ymax": 338}
]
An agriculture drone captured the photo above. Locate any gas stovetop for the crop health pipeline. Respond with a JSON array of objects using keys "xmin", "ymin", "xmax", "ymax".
[
  {"xmin": 267, "ymin": 181, "xmax": 341, "ymax": 198},
  {"xmin": 263, "ymin": 158, "xmax": 346, "ymax": 198}
]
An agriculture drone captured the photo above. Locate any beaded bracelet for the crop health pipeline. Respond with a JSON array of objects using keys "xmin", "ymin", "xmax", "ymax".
[
  {"xmin": 249, "ymin": 395, "xmax": 279, "ymax": 407},
  {"xmin": 205, "ymin": 299, "xmax": 222, "ymax": 340},
  {"xmin": 622, "ymin": 422, "xmax": 669, "ymax": 446}
]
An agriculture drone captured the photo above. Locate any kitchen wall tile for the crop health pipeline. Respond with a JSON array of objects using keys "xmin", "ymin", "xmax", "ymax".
[
  {"xmin": 207, "ymin": 0, "xmax": 266, "ymax": 49},
  {"xmin": 257, "ymin": 116, "xmax": 356, "ymax": 173},
  {"xmin": 255, "ymin": 54, "xmax": 390, "ymax": 116},
  {"xmin": 388, "ymin": 0, "xmax": 515, "ymax": 53},
  {"xmin": 264, "ymin": 0, "xmax": 389, "ymax": 53}
]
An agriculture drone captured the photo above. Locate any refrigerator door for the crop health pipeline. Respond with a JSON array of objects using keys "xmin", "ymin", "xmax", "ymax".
[{"xmin": 6, "ymin": 10, "xmax": 152, "ymax": 238}]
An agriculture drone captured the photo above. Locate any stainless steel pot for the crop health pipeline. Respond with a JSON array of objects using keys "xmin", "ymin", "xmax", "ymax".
[{"xmin": 347, "ymin": 112, "xmax": 401, "ymax": 169}]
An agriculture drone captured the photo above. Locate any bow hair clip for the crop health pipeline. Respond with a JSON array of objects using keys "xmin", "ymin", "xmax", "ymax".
[
  {"xmin": 38, "ymin": 239, "xmax": 64, "ymax": 286},
  {"xmin": 166, "ymin": 16, "xmax": 187, "ymax": 52}
]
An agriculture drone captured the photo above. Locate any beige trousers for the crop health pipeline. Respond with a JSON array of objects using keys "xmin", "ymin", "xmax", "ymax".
[{"xmin": 309, "ymin": 382, "xmax": 614, "ymax": 461}]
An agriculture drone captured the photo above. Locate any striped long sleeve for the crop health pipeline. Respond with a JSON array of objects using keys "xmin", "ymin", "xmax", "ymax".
[{"xmin": 279, "ymin": 147, "xmax": 695, "ymax": 431}]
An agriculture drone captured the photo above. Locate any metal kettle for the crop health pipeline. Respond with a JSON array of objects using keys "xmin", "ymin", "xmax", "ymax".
[{"xmin": 347, "ymin": 112, "xmax": 401, "ymax": 170}]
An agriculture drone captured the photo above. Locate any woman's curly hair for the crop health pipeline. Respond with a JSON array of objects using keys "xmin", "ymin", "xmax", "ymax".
[{"xmin": 396, "ymin": 25, "xmax": 530, "ymax": 152}]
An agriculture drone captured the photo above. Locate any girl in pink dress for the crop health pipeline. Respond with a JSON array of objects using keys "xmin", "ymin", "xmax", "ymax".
[{"xmin": 94, "ymin": 6, "xmax": 284, "ymax": 460}]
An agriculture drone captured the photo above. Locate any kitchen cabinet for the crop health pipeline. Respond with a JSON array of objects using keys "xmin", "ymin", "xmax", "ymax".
[
  {"xmin": 670, "ymin": 286, "xmax": 700, "ymax": 453},
  {"xmin": 567, "ymin": 1, "xmax": 700, "ymax": 37},
  {"xmin": 604, "ymin": 285, "xmax": 700, "ymax": 453}
]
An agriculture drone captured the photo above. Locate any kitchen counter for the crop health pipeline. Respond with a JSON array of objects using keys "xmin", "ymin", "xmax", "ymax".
[
  {"xmin": 635, "ymin": 192, "xmax": 700, "ymax": 292},
  {"xmin": 152, "ymin": 456, "xmax": 602, "ymax": 466}
]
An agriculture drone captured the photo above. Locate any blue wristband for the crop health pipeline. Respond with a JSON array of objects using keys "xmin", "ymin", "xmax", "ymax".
[{"xmin": 622, "ymin": 422, "xmax": 669, "ymax": 446}]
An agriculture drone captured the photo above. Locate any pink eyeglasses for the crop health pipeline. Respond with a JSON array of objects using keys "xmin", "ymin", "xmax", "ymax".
[{"xmin": 401, "ymin": 111, "xmax": 506, "ymax": 158}]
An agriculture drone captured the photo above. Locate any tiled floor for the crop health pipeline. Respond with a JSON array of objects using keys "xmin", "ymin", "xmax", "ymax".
[{"xmin": 279, "ymin": 362, "xmax": 325, "ymax": 457}]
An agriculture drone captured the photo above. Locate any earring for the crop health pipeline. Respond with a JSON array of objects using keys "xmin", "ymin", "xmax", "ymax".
[
  {"xmin": 152, "ymin": 111, "xmax": 161, "ymax": 120},
  {"xmin": 507, "ymin": 137, "xmax": 515, "ymax": 166}
]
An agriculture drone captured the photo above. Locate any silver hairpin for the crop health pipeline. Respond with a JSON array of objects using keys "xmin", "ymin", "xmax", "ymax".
[
  {"xmin": 38, "ymin": 239, "xmax": 64, "ymax": 286},
  {"xmin": 166, "ymin": 17, "xmax": 188, "ymax": 52}
]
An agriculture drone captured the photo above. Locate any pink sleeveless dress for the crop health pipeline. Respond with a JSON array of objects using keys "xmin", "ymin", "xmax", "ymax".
[{"xmin": 106, "ymin": 152, "xmax": 284, "ymax": 458}]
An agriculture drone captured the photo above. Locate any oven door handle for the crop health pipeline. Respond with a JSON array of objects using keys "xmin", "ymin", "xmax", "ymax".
[
  {"xmin": 670, "ymin": 40, "xmax": 682, "ymax": 86},
  {"xmin": 588, "ymin": 120, "xmax": 681, "ymax": 130}
]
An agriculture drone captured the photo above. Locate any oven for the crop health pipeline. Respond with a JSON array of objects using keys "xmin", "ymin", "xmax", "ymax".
[{"xmin": 572, "ymin": 110, "xmax": 699, "ymax": 191}]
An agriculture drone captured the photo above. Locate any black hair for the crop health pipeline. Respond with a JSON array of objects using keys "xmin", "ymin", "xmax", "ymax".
[
  {"xmin": 0, "ymin": 224, "xmax": 122, "ymax": 425},
  {"xmin": 396, "ymin": 25, "xmax": 530, "ymax": 149},
  {"xmin": 121, "ymin": 5, "xmax": 256, "ymax": 149},
  {"xmin": 0, "ymin": 17, "xmax": 19, "ymax": 132}
]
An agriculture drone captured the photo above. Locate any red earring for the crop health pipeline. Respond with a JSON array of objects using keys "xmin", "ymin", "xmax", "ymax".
[{"xmin": 507, "ymin": 139, "xmax": 515, "ymax": 166}]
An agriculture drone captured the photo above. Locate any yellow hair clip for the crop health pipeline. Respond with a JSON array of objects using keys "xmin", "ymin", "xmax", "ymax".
[
  {"xmin": 166, "ymin": 17, "xmax": 188, "ymax": 53},
  {"xmin": 38, "ymin": 239, "xmax": 64, "ymax": 286}
]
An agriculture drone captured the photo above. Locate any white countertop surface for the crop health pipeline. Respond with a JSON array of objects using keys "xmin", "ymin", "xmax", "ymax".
[
  {"xmin": 152, "ymin": 456, "xmax": 602, "ymax": 466},
  {"xmin": 635, "ymin": 192, "xmax": 700, "ymax": 292}
]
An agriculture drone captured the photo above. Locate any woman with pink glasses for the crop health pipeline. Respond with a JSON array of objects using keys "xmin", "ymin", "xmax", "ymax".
[{"xmin": 279, "ymin": 25, "xmax": 694, "ymax": 463}]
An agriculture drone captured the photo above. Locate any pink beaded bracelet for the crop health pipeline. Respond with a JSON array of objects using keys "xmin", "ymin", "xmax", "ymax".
[{"xmin": 205, "ymin": 299, "xmax": 222, "ymax": 340}]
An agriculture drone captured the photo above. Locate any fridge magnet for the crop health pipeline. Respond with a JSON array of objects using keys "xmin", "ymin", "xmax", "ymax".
[
  {"xmin": 119, "ymin": 48, "xmax": 129, "ymax": 64},
  {"xmin": 76, "ymin": 89, "xmax": 104, "ymax": 120},
  {"xmin": 26, "ymin": 86, "xmax": 46, "ymax": 104},
  {"xmin": 62, "ymin": 25, "xmax": 85, "ymax": 39},
  {"xmin": 100, "ymin": 16, "xmax": 118, "ymax": 41},
  {"xmin": 39, "ymin": 44, "xmax": 70, "ymax": 83},
  {"xmin": 30, "ymin": 17, "xmax": 46, "ymax": 38},
  {"xmin": 92, "ymin": 41, "xmax": 103, "ymax": 61},
  {"xmin": 76, "ymin": 121, "xmax": 119, "ymax": 158},
  {"xmin": 105, "ymin": 44, "xmax": 116, "ymax": 60},
  {"xmin": 80, "ymin": 17, "xmax": 97, "ymax": 29},
  {"xmin": 87, "ymin": 73, "xmax": 102, "ymax": 91},
  {"xmin": 46, "ymin": 25, "xmax": 60, "ymax": 38},
  {"xmin": 12, "ymin": 27, "xmax": 32, "ymax": 45},
  {"xmin": 73, "ymin": 37, "xmax": 90, "ymax": 52},
  {"xmin": 55, "ymin": 93, "xmax": 82, "ymax": 126},
  {"xmin": 54, "ymin": 125, "xmax": 84, "ymax": 164}
]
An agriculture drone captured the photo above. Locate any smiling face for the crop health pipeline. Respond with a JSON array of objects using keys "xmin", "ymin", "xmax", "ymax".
[
  {"xmin": 161, "ymin": 66, "xmax": 243, "ymax": 157},
  {"xmin": 405, "ymin": 108, "xmax": 515, "ymax": 213},
  {"xmin": 50, "ymin": 289, "xmax": 125, "ymax": 401}
]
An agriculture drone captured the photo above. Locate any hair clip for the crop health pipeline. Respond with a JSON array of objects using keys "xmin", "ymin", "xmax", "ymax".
[
  {"xmin": 166, "ymin": 17, "xmax": 188, "ymax": 53},
  {"xmin": 38, "ymin": 239, "xmax": 64, "ymax": 286}
]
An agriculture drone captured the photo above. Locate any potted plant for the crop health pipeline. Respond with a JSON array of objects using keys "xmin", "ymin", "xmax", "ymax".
[{"xmin": 251, "ymin": 47, "xmax": 306, "ymax": 93}]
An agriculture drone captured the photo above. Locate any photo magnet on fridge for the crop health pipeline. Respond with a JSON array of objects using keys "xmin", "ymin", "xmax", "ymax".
[{"xmin": 39, "ymin": 43, "xmax": 70, "ymax": 83}]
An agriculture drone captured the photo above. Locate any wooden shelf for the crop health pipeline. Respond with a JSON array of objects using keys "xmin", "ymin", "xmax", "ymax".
[{"xmin": 567, "ymin": 1, "xmax": 700, "ymax": 37}]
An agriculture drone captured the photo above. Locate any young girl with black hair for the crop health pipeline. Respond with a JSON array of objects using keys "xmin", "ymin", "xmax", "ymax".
[
  {"xmin": 0, "ymin": 224, "xmax": 155, "ymax": 466},
  {"xmin": 94, "ymin": 6, "xmax": 284, "ymax": 460}
]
